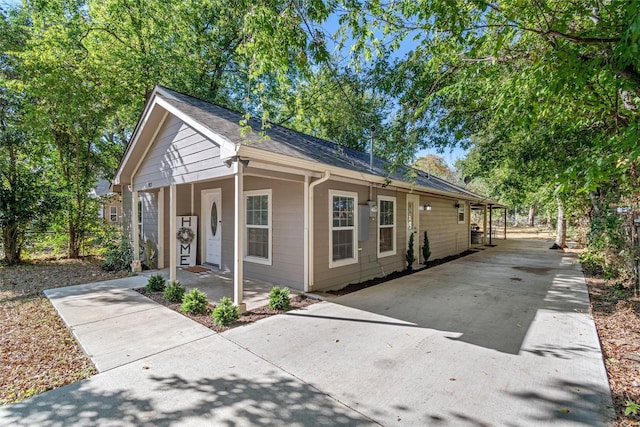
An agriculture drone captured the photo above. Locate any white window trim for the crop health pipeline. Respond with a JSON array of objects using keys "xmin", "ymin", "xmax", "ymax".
[
  {"xmin": 137, "ymin": 200, "xmax": 143, "ymax": 237},
  {"xmin": 457, "ymin": 200, "xmax": 466, "ymax": 224},
  {"xmin": 110, "ymin": 206, "xmax": 118, "ymax": 222},
  {"xmin": 329, "ymin": 190, "xmax": 358, "ymax": 268},
  {"xmin": 244, "ymin": 189, "xmax": 272, "ymax": 265},
  {"xmin": 377, "ymin": 195, "xmax": 397, "ymax": 258}
]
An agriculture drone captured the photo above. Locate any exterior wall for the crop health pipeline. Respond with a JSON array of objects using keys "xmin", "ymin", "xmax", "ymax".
[
  {"xmin": 132, "ymin": 115, "xmax": 228, "ymax": 192},
  {"xmin": 418, "ymin": 197, "xmax": 469, "ymax": 261},
  {"xmin": 192, "ymin": 175, "xmax": 305, "ymax": 290},
  {"xmin": 101, "ymin": 195, "xmax": 122, "ymax": 226},
  {"xmin": 312, "ymin": 180, "xmax": 407, "ymax": 291},
  {"xmin": 139, "ymin": 191, "xmax": 158, "ymax": 268}
]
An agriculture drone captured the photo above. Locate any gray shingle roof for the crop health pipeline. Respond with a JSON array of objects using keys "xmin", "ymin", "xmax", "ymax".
[{"xmin": 157, "ymin": 86, "xmax": 487, "ymax": 201}]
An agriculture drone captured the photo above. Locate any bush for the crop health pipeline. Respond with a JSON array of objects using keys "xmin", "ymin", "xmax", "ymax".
[
  {"xmin": 146, "ymin": 274, "xmax": 166, "ymax": 292},
  {"xmin": 181, "ymin": 288, "xmax": 208, "ymax": 314},
  {"xmin": 268, "ymin": 286, "xmax": 291, "ymax": 311},
  {"xmin": 422, "ymin": 230, "xmax": 431, "ymax": 264},
  {"xmin": 406, "ymin": 232, "xmax": 416, "ymax": 270},
  {"xmin": 164, "ymin": 281, "xmax": 185, "ymax": 302},
  {"xmin": 102, "ymin": 232, "xmax": 133, "ymax": 272},
  {"xmin": 212, "ymin": 296, "xmax": 240, "ymax": 326}
]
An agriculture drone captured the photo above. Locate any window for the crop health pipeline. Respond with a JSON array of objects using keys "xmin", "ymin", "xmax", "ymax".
[
  {"xmin": 378, "ymin": 196, "xmax": 396, "ymax": 256},
  {"xmin": 457, "ymin": 201, "xmax": 466, "ymax": 224},
  {"xmin": 110, "ymin": 206, "xmax": 118, "ymax": 222},
  {"xmin": 329, "ymin": 190, "xmax": 358, "ymax": 268},
  {"xmin": 245, "ymin": 190, "xmax": 272, "ymax": 264}
]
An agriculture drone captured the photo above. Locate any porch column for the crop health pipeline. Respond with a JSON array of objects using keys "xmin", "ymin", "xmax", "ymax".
[
  {"xmin": 504, "ymin": 208, "xmax": 507, "ymax": 240},
  {"xmin": 132, "ymin": 190, "xmax": 140, "ymax": 261},
  {"xmin": 488, "ymin": 204, "xmax": 494, "ymax": 245},
  {"xmin": 169, "ymin": 184, "xmax": 177, "ymax": 282},
  {"xmin": 483, "ymin": 206, "xmax": 488, "ymax": 244},
  {"xmin": 234, "ymin": 164, "xmax": 246, "ymax": 313},
  {"xmin": 158, "ymin": 187, "xmax": 165, "ymax": 269}
]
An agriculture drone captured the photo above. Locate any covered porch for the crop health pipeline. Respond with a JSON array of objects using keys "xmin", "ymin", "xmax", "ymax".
[
  {"xmin": 139, "ymin": 265, "xmax": 288, "ymax": 312},
  {"xmin": 470, "ymin": 202, "xmax": 508, "ymax": 246}
]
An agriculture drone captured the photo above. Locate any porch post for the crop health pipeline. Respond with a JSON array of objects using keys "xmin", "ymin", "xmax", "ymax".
[
  {"xmin": 158, "ymin": 187, "xmax": 165, "ymax": 269},
  {"xmin": 132, "ymin": 190, "xmax": 139, "ymax": 261},
  {"xmin": 504, "ymin": 208, "xmax": 507, "ymax": 240},
  {"xmin": 488, "ymin": 204, "xmax": 494, "ymax": 245},
  {"xmin": 482, "ymin": 206, "xmax": 488, "ymax": 244},
  {"xmin": 234, "ymin": 164, "xmax": 246, "ymax": 312},
  {"xmin": 169, "ymin": 184, "xmax": 177, "ymax": 282},
  {"xmin": 303, "ymin": 175, "xmax": 309, "ymax": 292}
]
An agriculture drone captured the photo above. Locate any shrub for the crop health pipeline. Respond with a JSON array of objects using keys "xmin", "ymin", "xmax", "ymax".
[
  {"xmin": 164, "ymin": 281, "xmax": 185, "ymax": 302},
  {"xmin": 146, "ymin": 274, "xmax": 166, "ymax": 292},
  {"xmin": 422, "ymin": 230, "xmax": 431, "ymax": 264},
  {"xmin": 406, "ymin": 232, "xmax": 416, "ymax": 270},
  {"xmin": 102, "ymin": 233, "xmax": 133, "ymax": 272},
  {"xmin": 212, "ymin": 296, "xmax": 240, "ymax": 326},
  {"xmin": 268, "ymin": 286, "xmax": 291, "ymax": 311},
  {"xmin": 181, "ymin": 288, "xmax": 208, "ymax": 314}
]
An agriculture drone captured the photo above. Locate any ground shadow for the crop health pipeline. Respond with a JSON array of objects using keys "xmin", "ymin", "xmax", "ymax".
[
  {"xmin": 332, "ymin": 240, "xmax": 591, "ymax": 354},
  {"xmin": 0, "ymin": 372, "xmax": 372, "ymax": 426}
]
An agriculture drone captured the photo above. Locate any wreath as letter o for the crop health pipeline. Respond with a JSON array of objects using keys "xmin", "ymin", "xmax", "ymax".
[{"xmin": 176, "ymin": 227, "xmax": 195, "ymax": 245}]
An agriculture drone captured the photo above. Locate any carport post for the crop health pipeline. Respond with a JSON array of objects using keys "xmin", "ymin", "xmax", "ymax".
[{"xmin": 488, "ymin": 204, "xmax": 494, "ymax": 245}]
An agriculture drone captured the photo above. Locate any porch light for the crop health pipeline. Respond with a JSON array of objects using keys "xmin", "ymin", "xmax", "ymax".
[{"xmin": 420, "ymin": 203, "xmax": 431, "ymax": 212}]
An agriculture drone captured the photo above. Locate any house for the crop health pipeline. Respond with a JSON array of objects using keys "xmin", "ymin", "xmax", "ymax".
[
  {"xmin": 92, "ymin": 179, "xmax": 122, "ymax": 226},
  {"xmin": 113, "ymin": 86, "xmax": 502, "ymax": 311}
]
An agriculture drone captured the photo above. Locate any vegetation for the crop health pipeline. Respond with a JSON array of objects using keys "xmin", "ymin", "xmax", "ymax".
[
  {"xmin": 163, "ymin": 281, "xmax": 185, "ymax": 303},
  {"xmin": 145, "ymin": 274, "xmax": 166, "ymax": 292},
  {"xmin": 211, "ymin": 296, "xmax": 240, "ymax": 326},
  {"xmin": 268, "ymin": 286, "xmax": 291, "ymax": 311},
  {"xmin": 102, "ymin": 232, "xmax": 134, "ymax": 272},
  {"xmin": 406, "ymin": 232, "xmax": 416, "ymax": 270},
  {"xmin": 422, "ymin": 231, "xmax": 431, "ymax": 264},
  {"xmin": 180, "ymin": 288, "xmax": 208, "ymax": 315}
]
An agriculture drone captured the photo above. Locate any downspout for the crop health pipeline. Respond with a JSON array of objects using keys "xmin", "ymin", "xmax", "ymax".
[{"xmin": 307, "ymin": 171, "xmax": 331, "ymax": 292}]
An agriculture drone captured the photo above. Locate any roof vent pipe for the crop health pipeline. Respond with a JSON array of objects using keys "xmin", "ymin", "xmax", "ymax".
[{"xmin": 369, "ymin": 125, "xmax": 375, "ymax": 172}]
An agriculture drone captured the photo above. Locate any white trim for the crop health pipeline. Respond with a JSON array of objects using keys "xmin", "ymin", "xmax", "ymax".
[
  {"xmin": 169, "ymin": 184, "xmax": 177, "ymax": 281},
  {"xmin": 158, "ymin": 188, "xmax": 165, "ymax": 269},
  {"xmin": 308, "ymin": 172, "xmax": 331, "ymax": 291},
  {"xmin": 303, "ymin": 176, "xmax": 309, "ymax": 291},
  {"xmin": 243, "ymin": 189, "xmax": 272, "ymax": 265},
  {"xmin": 233, "ymin": 165, "xmax": 245, "ymax": 312},
  {"xmin": 377, "ymin": 195, "xmax": 397, "ymax": 258},
  {"xmin": 132, "ymin": 191, "xmax": 139, "ymax": 261},
  {"xmin": 406, "ymin": 194, "xmax": 420, "ymax": 261},
  {"xmin": 329, "ymin": 190, "xmax": 358, "ymax": 268},
  {"xmin": 201, "ymin": 188, "xmax": 222, "ymax": 267}
]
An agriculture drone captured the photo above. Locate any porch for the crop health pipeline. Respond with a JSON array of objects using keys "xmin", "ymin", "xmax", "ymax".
[{"xmin": 139, "ymin": 266, "xmax": 286, "ymax": 312}]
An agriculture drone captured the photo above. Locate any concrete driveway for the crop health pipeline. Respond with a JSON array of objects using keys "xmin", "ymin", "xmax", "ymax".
[{"xmin": 0, "ymin": 239, "xmax": 614, "ymax": 426}]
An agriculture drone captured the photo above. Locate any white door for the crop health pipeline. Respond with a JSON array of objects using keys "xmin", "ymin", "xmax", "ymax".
[
  {"xmin": 407, "ymin": 195, "xmax": 420, "ymax": 258},
  {"xmin": 202, "ymin": 189, "xmax": 222, "ymax": 267}
]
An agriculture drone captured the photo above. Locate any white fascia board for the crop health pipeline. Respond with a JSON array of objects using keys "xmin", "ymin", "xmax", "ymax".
[
  {"xmin": 238, "ymin": 145, "xmax": 485, "ymax": 202},
  {"xmin": 114, "ymin": 89, "xmax": 164, "ymax": 185}
]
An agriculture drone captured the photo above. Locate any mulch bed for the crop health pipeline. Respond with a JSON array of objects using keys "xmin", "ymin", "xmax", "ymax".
[
  {"xmin": 585, "ymin": 274, "xmax": 640, "ymax": 425},
  {"xmin": 136, "ymin": 288, "xmax": 318, "ymax": 333}
]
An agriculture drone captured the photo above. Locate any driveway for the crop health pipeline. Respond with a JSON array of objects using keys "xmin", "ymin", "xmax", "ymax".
[{"xmin": 0, "ymin": 239, "xmax": 614, "ymax": 426}]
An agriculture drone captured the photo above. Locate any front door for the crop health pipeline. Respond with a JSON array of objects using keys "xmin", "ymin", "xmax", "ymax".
[
  {"xmin": 202, "ymin": 189, "xmax": 221, "ymax": 267},
  {"xmin": 407, "ymin": 194, "xmax": 420, "ymax": 259}
]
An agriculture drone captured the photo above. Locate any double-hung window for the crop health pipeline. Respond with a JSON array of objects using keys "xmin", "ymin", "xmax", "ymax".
[
  {"xmin": 245, "ymin": 190, "xmax": 272, "ymax": 265},
  {"xmin": 329, "ymin": 190, "xmax": 358, "ymax": 268},
  {"xmin": 457, "ymin": 201, "xmax": 466, "ymax": 224},
  {"xmin": 378, "ymin": 195, "xmax": 396, "ymax": 257},
  {"xmin": 110, "ymin": 206, "xmax": 118, "ymax": 222}
]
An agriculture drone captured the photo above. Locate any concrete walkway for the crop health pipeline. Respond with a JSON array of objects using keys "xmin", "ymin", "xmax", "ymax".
[{"xmin": 0, "ymin": 239, "xmax": 615, "ymax": 426}]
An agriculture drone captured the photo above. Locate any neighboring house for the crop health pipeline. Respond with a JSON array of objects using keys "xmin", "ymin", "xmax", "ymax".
[
  {"xmin": 92, "ymin": 179, "xmax": 122, "ymax": 226},
  {"xmin": 113, "ymin": 86, "xmax": 502, "ymax": 310}
]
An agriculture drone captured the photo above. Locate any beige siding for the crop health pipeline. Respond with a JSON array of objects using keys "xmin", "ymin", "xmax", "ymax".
[
  {"xmin": 133, "ymin": 115, "xmax": 228, "ymax": 192},
  {"xmin": 312, "ymin": 181, "xmax": 406, "ymax": 291},
  {"xmin": 193, "ymin": 176, "xmax": 305, "ymax": 290},
  {"xmin": 419, "ymin": 197, "xmax": 469, "ymax": 261}
]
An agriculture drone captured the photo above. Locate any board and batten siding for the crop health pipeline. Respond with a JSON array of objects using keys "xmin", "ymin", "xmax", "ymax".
[
  {"xmin": 312, "ymin": 181, "xmax": 406, "ymax": 292},
  {"xmin": 419, "ymin": 197, "xmax": 469, "ymax": 261},
  {"xmin": 132, "ymin": 115, "xmax": 229, "ymax": 192}
]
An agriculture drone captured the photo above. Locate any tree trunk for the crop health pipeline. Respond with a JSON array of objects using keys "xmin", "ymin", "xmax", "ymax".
[
  {"xmin": 553, "ymin": 195, "xmax": 567, "ymax": 249},
  {"xmin": 527, "ymin": 205, "xmax": 535, "ymax": 227},
  {"xmin": 2, "ymin": 224, "xmax": 22, "ymax": 265}
]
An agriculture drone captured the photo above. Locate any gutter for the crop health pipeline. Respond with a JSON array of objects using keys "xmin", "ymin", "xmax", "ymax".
[{"xmin": 306, "ymin": 171, "xmax": 331, "ymax": 292}]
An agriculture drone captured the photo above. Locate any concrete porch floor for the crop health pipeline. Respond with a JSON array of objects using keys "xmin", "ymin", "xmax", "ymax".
[{"xmin": 138, "ymin": 267, "xmax": 287, "ymax": 312}]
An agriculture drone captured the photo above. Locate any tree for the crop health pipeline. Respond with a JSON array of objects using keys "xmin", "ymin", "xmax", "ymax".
[
  {"xmin": 414, "ymin": 154, "xmax": 458, "ymax": 183},
  {"xmin": 0, "ymin": 8, "xmax": 61, "ymax": 264}
]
